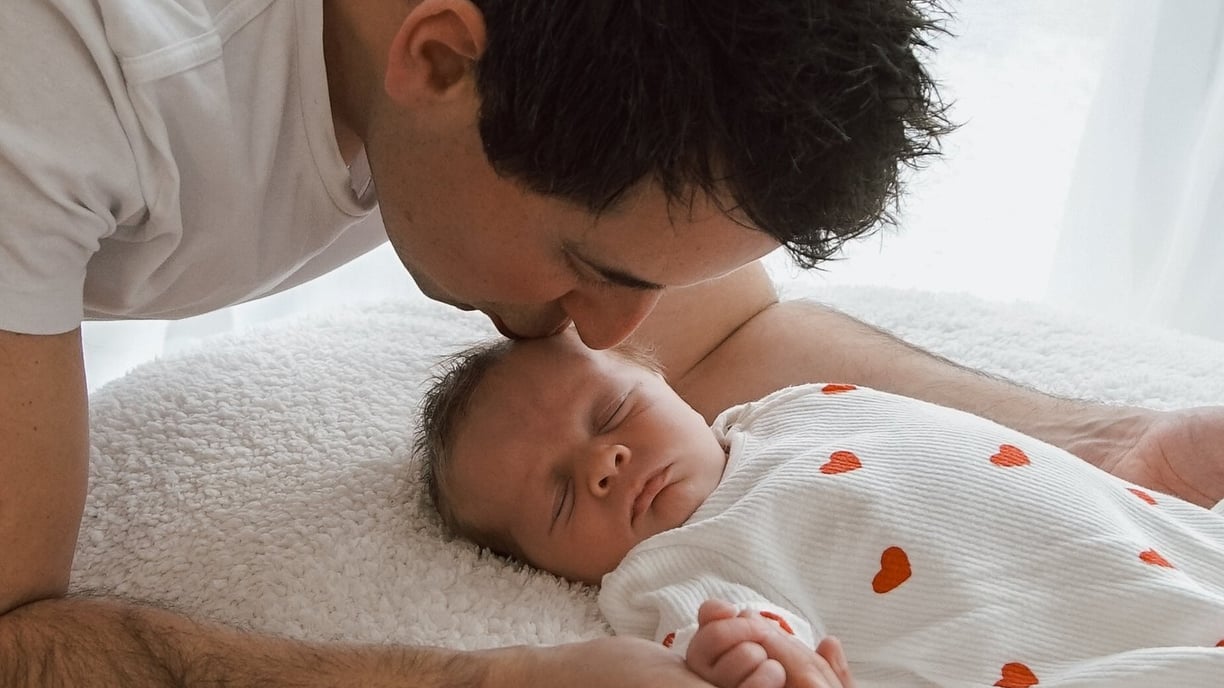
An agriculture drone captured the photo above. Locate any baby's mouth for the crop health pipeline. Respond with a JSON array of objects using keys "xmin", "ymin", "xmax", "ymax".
[{"xmin": 631, "ymin": 465, "xmax": 671, "ymax": 525}]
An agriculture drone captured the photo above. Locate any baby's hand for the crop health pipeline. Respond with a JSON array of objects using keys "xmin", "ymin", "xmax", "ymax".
[{"xmin": 685, "ymin": 600, "xmax": 855, "ymax": 688}]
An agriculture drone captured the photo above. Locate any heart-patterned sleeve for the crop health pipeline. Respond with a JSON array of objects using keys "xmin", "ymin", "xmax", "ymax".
[{"xmin": 600, "ymin": 544, "xmax": 819, "ymax": 657}]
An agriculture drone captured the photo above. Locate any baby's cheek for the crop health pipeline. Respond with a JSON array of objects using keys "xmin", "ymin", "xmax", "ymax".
[
  {"xmin": 658, "ymin": 483, "xmax": 705, "ymax": 530},
  {"xmin": 598, "ymin": 532, "xmax": 639, "ymax": 576}
]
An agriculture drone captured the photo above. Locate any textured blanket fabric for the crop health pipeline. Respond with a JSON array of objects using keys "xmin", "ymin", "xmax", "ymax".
[{"xmin": 73, "ymin": 284, "xmax": 1224, "ymax": 649}]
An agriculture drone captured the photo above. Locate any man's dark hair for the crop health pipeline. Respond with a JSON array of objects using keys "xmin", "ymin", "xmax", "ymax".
[{"xmin": 471, "ymin": 0, "xmax": 952, "ymax": 267}]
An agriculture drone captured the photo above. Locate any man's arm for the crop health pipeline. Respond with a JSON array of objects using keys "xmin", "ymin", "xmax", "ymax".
[
  {"xmin": 0, "ymin": 328, "xmax": 90, "ymax": 615},
  {"xmin": 0, "ymin": 596, "xmax": 480, "ymax": 687},
  {"xmin": 638, "ymin": 261, "xmax": 1224, "ymax": 508},
  {"xmin": 1, "ymin": 595, "xmax": 719, "ymax": 688}
]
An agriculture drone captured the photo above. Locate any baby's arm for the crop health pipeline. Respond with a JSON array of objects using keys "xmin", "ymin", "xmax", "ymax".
[
  {"xmin": 600, "ymin": 549, "xmax": 852, "ymax": 687},
  {"xmin": 686, "ymin": 600, "xmax": 854, "ymax": 688}
]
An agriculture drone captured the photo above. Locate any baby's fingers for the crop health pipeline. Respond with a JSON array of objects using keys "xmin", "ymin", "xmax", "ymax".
[
  {"xmin": 698, "ymin": 599, "xmax": 740, "ymax": 625},
  {"xmin": 708, "ymin": 640, "xmax": 770, "ymax": 687},
  {"xmin": 688, "ymin": 614, "xmax": 782, "ymax": 683},
  {"xmin": 755, "ymin": 631, "xmax": 851, "ymax": 688},
  {"xmin": 737, "ymin": 657, "xmax": 786, "ymax": 688}
]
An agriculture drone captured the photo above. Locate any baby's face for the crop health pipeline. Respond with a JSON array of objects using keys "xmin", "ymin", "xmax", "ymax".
[{"xmin": 446, "ymin": 330, "xmax": 727, "ymax": 584}]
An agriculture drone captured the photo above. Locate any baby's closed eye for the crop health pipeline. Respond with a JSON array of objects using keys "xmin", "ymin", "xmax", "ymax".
[{"xmin": 550, "ymin": 477, "xmax": 572, "ymax": 531}]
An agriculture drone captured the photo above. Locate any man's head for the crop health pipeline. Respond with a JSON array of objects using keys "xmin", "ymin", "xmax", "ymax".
[
  {"xmin": 331, "ymin": 0, "xmax": 949, "ymax": 347},
  {"xmin": 416, "ymin": 330, "xmax": 727, "ymax": 584}
]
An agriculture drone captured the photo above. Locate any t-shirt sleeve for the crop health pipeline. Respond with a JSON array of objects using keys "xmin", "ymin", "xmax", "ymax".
[{"xmin": 0, "ymin": 2, "xmax": 144, "ymax": 334}]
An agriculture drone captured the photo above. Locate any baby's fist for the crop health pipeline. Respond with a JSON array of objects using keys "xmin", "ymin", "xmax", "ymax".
[
  {"xmin": 686, "ymin": 600, "xmax": 855, "ymax": 688},
  {"xmin": 686, "ymin": 600, "xmax": 785, "ymax": 687}
]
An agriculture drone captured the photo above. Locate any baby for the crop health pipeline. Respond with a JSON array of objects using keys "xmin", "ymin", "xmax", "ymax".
[{"xmin": 416, "ymin": 329, "xmax": 1224, "ymax": 688}]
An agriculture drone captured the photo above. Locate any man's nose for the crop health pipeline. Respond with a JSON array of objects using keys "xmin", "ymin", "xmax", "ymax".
[
  {"xmin": 586, "ymin": 444, "xmax": 630, "ymax": 497},
  {"xmin": 561, "ymin": 288, "xmax": 663, "ymax": 350}
]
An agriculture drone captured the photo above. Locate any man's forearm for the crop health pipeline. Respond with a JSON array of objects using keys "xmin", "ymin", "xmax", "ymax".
[
  {"xmin": 0, "ymin": 596, "xmax": 490, "ymax": 688},
  {"xmin": 676, "ymin": 299, "xmax": 1107, "ymax": 463}
]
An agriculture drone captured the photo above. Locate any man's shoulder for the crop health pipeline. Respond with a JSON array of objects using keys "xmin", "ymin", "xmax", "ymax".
[{"xmin": 85, "ymin": 0, "xmax": 301, "ymax": 81}]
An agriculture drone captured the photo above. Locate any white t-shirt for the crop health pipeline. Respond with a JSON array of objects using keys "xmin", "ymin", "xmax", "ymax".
[
  {"xmin": 600, "ymin": 384, "xmax": 1224, "ymax": 687},
  {"xmin": 0, "ymin": 0, "xmax": 381, "ymax": 334}
]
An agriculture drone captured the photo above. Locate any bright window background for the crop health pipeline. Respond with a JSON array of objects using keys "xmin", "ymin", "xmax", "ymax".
[
  {"xmin": 764, "ymin": 0, "xmax": 1117, "ymax": 297},
  {"xmin": 83, "ymin": 0, "xmax": 1120, "ymax": 392}
]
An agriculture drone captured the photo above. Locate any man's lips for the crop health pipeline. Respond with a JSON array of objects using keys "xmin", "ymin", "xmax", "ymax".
[
  {"xmin": 631, "ymin": 466, "xmax": 671, "ymax": 524},
  {"xmin": 487, "ymin": 312, "xmax": 519, "ymax": 339},
  {"xmin": 485, "ymin": 312, "xmax": 572, "ymax": 339}
]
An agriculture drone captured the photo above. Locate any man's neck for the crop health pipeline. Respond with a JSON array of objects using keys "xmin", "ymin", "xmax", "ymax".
[{"xmin": 321, "ymin": 1, "xmax": 379, "ymax": 166}]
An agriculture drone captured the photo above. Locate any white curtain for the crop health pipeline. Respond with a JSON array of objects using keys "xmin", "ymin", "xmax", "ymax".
[{"xmin": 1047, "ymin": 0, "xmax": 1224, "ymax": 341}]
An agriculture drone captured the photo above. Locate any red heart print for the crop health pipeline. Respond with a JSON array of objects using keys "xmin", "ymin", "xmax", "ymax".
[
  {"xmin": 991, "ymin": 444, "xmax": 1030, "ymax": 467},
  {"xmin": 661, "ymin": 632, "xmax": 675, "ymax": 648},
  {"xmin": 1128, "ymin": 488, "xmax": 1157, "ymax": 505},
  {"xmin": 821, "ymin": 383, "xmax": 857, "ymax": 394},
  {"xmin": 1139, "ymin": 549, "xmax": 1174, "ymax": 568},
  {"xmin": 758, "ymin": 610, "xmax": 795, "ymax": 635},
  {"xmin": 994, "ymin": 662, "xmax": 1039, "ymax": 687},
  {"xmin": 820, "ymin": 450, "xmax": 862, "ymax": 475},
  {"xmin": 871, "ymin": 546, "xmax": 911, "ymax": 593},
  {"xmin": 1216, "ymin": 639, "xmax": 1224, "ymax": 647}
]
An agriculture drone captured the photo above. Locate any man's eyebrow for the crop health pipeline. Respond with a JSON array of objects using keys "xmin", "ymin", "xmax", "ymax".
[{"xmin": 564, "ymin": 243, "xmax": 665, "ymax": 291}]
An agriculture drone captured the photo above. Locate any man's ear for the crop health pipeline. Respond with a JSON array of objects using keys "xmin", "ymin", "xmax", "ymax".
[{"xmin": 384, "ymin": 0, "xmax": 487, "ymax": 107}]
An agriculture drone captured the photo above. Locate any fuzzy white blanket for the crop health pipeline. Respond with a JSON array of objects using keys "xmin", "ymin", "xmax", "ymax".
[{"xmin": 72, "ymin": 284, "xmax": 1224, "ymax": 650}]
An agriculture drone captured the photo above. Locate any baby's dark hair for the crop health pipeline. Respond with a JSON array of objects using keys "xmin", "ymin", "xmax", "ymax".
[
  {"xmin": 470, "ymin": 0, "xmax": 954, "ymax": 267},
  {"xmin": 415, "ymin": 337, "xmax": 661, "ymax": 560}
]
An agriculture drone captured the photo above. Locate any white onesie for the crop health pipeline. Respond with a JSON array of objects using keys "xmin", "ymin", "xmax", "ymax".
[{"xmin": 600, "ymin": 384, "xmax": 1224, "ymax": 687}]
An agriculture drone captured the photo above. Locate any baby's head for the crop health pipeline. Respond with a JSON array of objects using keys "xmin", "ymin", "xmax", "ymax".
[{"xmin": 417, "ymin": 329, "xmax": 727, "ymax": 584}]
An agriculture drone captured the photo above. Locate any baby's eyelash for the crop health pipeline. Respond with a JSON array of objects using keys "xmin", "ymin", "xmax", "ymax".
[
  {"xmin": 600, "ymin": 386, "xmax": 640, "ymax": 432},
  {"xmin": 551, "ymin": 479, "xmax": 570, "ymax": 529},
  {"xmin": 601, "ymin": 399, "xmax": 626, "ymax": 431}
]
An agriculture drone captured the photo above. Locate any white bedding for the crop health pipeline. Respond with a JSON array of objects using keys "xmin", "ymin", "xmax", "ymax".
[{"xmin": 72, "ymin": 283, "xmax": 1224, "ymax": 649}]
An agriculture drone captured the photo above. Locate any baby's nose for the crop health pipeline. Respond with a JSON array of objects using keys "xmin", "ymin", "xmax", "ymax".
[{"xmin": 587, "ymin": 445, "xmax": 629, "ymax": 496}]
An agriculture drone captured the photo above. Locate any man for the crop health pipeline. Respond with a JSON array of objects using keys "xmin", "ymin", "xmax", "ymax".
[{"xmin": 2, "ymin": 1, "xmax": 1221, "ymax": 687}]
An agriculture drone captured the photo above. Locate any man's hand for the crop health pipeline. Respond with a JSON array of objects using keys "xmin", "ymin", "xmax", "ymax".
[
  {"xmin": 494, "ymin": 635, "xmax": 715, "ymax": 688},
  {"xmin": 1069, "ymin": 405, "xmax": 1224, "ymax": 509},
  {"xmin": 685, "ymin": 600, "xmax": 854, "ymax": 688}
]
